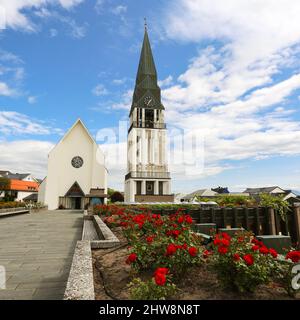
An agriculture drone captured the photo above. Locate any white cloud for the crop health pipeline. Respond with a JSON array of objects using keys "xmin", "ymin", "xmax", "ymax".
[
  {"xmin": 112, "ymin": 78, "xmax": 127, "ymax": 85},
  {"xmin": 111, "ymin": 5, "xmax": 127, "ymax": 16},
  {"xmin": 58, "ymin": 0, "xmax": 84, "ymax": 9},
  {"xmin": 0, "ymin": 0, "xmax": 84, "ymax": 32},
  {"xmin": 27, "ymin": 95, "xmax": 37, "ymax": 104},
  {"xmin": 0, "ymin": 49, "xmax": 23, "ymax": 64},
  {"xmin": 59, "ymin": 16, "xmax": 87, "ymax": 38},
  {"xmin": 158, "ymin": 75, "xmax": 173, "ymax": 87},
  {"xmin": 0, "ymin": 140, "xmax": 54, "ymax": 178},
  {"xmin": 0, "ymin": 82, "xmax": 16, "ymax": 96},
  {"xmin": 0, "ymin": 49, "xmax": 25, "ymax": 96},
  {"xmin": 49, "ymin": 28, "xmax": 58, "ymax": 37},
  {"xmin": 0, "ymin": 111, "xmax": 61, "ymax": 135},
  {"xmin": 92, "ymin": 84, "xmax": 109, "ymax": 96}
]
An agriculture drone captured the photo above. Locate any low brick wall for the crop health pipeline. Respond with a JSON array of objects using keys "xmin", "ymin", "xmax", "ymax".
[{"xmin": 135, "ymin": 194, "xmax": 175, "ymax": 202}]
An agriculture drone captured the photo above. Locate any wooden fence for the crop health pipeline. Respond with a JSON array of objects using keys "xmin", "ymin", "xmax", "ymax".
[{"xmin": 155, "ymin": 206, "xmax": 300, "ymax": 247}]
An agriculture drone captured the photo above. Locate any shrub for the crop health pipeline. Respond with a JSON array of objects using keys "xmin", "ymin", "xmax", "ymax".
[
  {"xmin": 216, "ymin": 195, "xmax": 256, "ymax": 207},
  {"xmin": 129, "ymin": 267, "xmax": 177, "ymax": 300},
  {"xmin": 110, "ymin": 191, "xmax": 124, "ymax": 203},
  {"xmin": 259, "ymin": 193, "xmax": 290, "ymax": 221},
  {"xmin": 210, "ymin": 232, "xmax": 278, "ymax": 293},
  {"xmin": 0, "ymin": 201, "xmax": 26, "ymax": 209}
]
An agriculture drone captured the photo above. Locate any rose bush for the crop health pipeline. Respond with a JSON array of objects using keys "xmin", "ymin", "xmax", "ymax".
[
  {"xmin": 210, "ymin": 232, "xmax": 279, "ymax": 293},
  {"xmin": 121, "ymin": 209, "xmax": 203, "ymax": 275},
  {"xmin": 129, "ymin": 267, "xmax": 177, "ymax": 300}
]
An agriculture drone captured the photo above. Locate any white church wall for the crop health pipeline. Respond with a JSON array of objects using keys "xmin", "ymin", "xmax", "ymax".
[
  {"xmin": 43, "ymin": 120, "xmax": 107, "ymax": 210},
  {"xmin": 38, "ymin": 178, "xmax": 46, "ymax": 204}
]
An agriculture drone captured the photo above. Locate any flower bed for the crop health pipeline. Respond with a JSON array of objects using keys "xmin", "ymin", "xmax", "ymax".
[{"xmin": 92, "ymin": 205, "xmax": 300, "ymax": 300}]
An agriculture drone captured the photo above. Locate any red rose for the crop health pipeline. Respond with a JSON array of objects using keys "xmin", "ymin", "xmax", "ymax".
[
  {"xmin": 146, "ymin": 236, "xmax": 154, "ymax": 243},
  {"xmin": 259, "ymin": 246, "xmax": 269, "ymax": 255},
  {"xmin": 214, "ymin": 238, "xmax": 221, "ymax": 246},
  {"xmin": 221, "ymin": 238, "xmax": 230, "ymax": 247},
  {"xmin": 218, "ymin": 246, "xmax": 228, "ymax": 255},
  {"xmin": 221, "ymin": 232, "xmax": 231, "ymax": 240},
  {"xmin": 286, "ymin": 250, "xmax": 300, "ymax": 263},
  {"xmin": 177, "ymin": 216, "xmax": 184, "ymax": 224},
  {"xmin": 238, "ymin": 237, "xmax": 244, "ymax": 243},
  {"xmin": 154, "ymin": 267, "xmax": 169, "ymax": 276},
  {"xmin": 188, "ymin": 246, "xmax": 198, "ymax": 257},
  {"xmin": 269, "ymin": 248, "xmax": 278, "ymax": 258},
  {"xmin": 166, "ymin": 243, "xmax": 177, "ymax": 256},
  {"xmin": 251, "ymin": 238, "xmax": 259, "ymax": 245},
  {"xmin": 203, "ymin": 250, "xmax": 212, "ymax": 258},
  {"xmin": 126, "ymin": 253, "xmax": 137, "ymax": 264},
  {"xmin": 243, "ymin": 254, "xmax": 254, "ymax": 266},
  {"xmin": 154, "ymin": 273, "xmax": 166, "ymax": 286},
  {"xmin": 182, "ymin": 243, "xmax": 188, "ymax": 250},
  {"xmin": 252, "ymin": 245, "xmax": 260, "ymax": 251},
  {"xmin": 233, "ymin": 253, "xmax": 240, "ymax": 261},
  {"xmin": 172, "ymin": 230, "xmax": 181, "ymax": 238},
  {"xmin": 185, "ymin": 215, "xmax": 193, "ymax": 224}
]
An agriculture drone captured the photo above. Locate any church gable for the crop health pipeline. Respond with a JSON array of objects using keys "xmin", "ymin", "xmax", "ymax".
[
  {"xmin": 49, "ymin": 119, "xmax": 97, "ymax": 156},
  {"xmin": 65, "ymin": 181, "xmax": 85, "ymax": 197}
]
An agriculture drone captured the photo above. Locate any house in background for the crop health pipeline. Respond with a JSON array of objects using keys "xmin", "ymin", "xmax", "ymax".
[
  {"xmin": 0, "ymin": 171, "xmax": 40, "ymax": 201},
  {"xmin": 243, "ymin": 186, "xmax": 299, "ymax": 202},
  {"xmin": 181, "ymin": 189, "xmax": 218, "ymax": 202}
]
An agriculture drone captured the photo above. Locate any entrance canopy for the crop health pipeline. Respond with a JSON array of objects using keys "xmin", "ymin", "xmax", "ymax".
[{"xmin": 65, "ymin": 181, "xmax": 85, "ymax": 197}]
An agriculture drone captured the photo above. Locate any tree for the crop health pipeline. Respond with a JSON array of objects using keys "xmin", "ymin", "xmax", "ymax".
[
  {"xmin": 0, "ymin": 177, "xmax": 10, "ymax": 191},
  {"xmin": 107, "ymin": 188, "xmax": 116, "ymax": 198},
  {"xmin": 110, "ymin": 191, "xmax": 124, "ymax": 203}
]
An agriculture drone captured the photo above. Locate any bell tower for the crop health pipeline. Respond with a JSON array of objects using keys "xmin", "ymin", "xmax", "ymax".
[{"xmin": 124, "ymin": 24, "xmax": 173, "ymax": 203}]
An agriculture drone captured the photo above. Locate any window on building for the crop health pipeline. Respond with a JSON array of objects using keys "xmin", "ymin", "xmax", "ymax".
[
  {"xmin": 146, "ymin": 181, "xmax": 154, "ymax": 195},
  {"xmin": 159, "ymin": 181, "xmax": 163, "ymax": 195},
  {"xmin": 136, "ymin": 181, "xmax": 142, "ymax": 195}
]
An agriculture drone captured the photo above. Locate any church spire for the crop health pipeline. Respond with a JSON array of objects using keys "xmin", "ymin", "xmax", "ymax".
[
  {"xmin": 130, "ymin": 23, "xmax": 164, "ymax": 116},
  {"xmin": 136, "ymin": 22, "xmax": 157, "ymax": 81}
]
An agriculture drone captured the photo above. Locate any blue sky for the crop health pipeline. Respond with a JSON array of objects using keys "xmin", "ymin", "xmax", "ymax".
[{"xmin": 0, "ymin": 0, "xmax": 300, "ymax": 193}]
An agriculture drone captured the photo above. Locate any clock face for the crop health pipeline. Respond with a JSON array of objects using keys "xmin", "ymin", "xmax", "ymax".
[
  {"xmin": 144, "ymin": 96, "xmax": 155, "ymax": 107},
  {"xmin": 71, "ymin": 156, "xmax": 83, "ymax": 168}
]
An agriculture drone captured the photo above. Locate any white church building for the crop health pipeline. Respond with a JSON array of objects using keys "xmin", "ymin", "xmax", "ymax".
[{"xmin": 38, "ymin": 119, "xmax": 108, "ymax": 210}]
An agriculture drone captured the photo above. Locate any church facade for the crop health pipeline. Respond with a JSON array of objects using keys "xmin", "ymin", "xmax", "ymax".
[
  {"xmin": 124, "ymin": 27, "xmax": 174, "ymax": 203},
  {"xmin": 38, "ymin": 119, "xmax": 107, "ymax": 210}
]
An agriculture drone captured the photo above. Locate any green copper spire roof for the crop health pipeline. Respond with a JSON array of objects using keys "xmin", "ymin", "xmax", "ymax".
[
  {"xmin": 136, "ymin": 27, "xmax": 157, "ymax": 80},
  {"xmin": 130, "ymin": 25, "xmax": 164, "ymax": 116}
]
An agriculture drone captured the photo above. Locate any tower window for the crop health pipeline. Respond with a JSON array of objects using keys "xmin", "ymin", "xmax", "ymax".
[{"xmin": 145, "ymin": 109, "xmax": 154, "ymax": 128}]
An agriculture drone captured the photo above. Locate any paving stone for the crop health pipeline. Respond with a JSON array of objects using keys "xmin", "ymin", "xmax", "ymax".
[{"xmin": 0, "ymin": 210, "xmax": 82, "ymax": 300}]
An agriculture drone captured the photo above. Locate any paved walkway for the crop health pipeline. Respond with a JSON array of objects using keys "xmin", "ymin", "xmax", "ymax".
[{"xmin": 0, "ymin": 210, "xmax": 83, "ymax": 300}]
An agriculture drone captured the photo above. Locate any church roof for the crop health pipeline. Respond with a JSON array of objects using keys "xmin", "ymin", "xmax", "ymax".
[
  {"xmin": 136, "ymin": 27, "xmax": 157, "ymax": 80},
  {"xmin": 130, "ymin": 26, "xmax": 165, "ymax": 116}
]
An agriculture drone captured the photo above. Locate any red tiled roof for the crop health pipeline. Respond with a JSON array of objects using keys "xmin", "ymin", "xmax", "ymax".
[{"xmin": 9, "ymin": 179, "xmax": 39, "ymax": 192}]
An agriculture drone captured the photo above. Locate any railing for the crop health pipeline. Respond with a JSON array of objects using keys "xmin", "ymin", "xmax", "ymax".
[
  {"xmin": 125, "ymin": 171, "xmax": 171, "ymax": 180},
  {"xmin": 129, "ymin": 121, "xmax": 166, "ymax": 131},
  {"xmin": 150, "ymin": 206, "xmax": 300, "ymax": 248}
]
